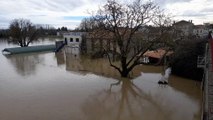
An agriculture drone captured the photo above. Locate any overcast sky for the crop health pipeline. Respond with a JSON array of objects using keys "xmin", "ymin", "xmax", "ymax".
[{"xmin": 0, "ymin": 0, "xmax": 212, "ymax": 29}]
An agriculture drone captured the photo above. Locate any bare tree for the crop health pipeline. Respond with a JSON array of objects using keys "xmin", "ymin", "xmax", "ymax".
[
  {"xmin": 76, "ymin": 18, "xmax": 94, "ymax": 32},
  {"xmin": 9, "ymin": 18, "xmax": 40, "ymax": 47},
  {"xmin": 76, "ymin": 17, "xmax": 104, "ymax": 32},
  {"xmin": 92, "ymin": 0, "xmax": 167, "ymax": 77}
]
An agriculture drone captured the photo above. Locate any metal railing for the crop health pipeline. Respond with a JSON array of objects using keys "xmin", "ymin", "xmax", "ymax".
[
  {"xmin": 201, "ymin": 43, "xmax": 209, "ymax": 120},
  {"xmin": 197, "ymin": 56, "xmax": 205, "ymax": 68}
]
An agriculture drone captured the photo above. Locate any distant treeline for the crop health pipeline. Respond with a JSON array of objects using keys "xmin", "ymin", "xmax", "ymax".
[
  {"xmin": 0, "ymin": 29, "xmax": 10, "ymax": 38},
  {"xmin": 0, "ymin": 26, "xmax": 69, "ymax": 38}
]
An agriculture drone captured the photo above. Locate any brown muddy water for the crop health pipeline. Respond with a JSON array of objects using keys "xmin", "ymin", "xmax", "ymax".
[{"xmin": 0, "ymin": 39, "xmax": 201, "ymax": 120}]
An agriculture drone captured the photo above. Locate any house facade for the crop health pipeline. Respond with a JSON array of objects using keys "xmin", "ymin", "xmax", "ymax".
[
  {"xmin": 63, "ymin": 32, "xmax": 85, "ymax": 47},
  {"xmin": 62, "ymin": 32, "xmax": 86, "ymax": 55},
  {"xmin": 172, "ymin": 20, "xmax": 194, "ymax": 37},
  {"xmin": 173, "ymin": 20, "xmax": 213, "ymax": 38},
  {"xmin": 193, "ymin": 25, "xmax": 209, "ymax": 38}
]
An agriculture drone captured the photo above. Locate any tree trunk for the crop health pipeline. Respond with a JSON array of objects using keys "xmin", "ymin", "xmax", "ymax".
[
  {"xmin": 113, "ymin": 40, "xmax": 116, "ymax": 61},
  {"xmin": 120, "ymin": 56, "xmax": 130, "ymax": 77},
  {"xmin": 91, "ymin": 39, "xmax": 94, "ymax": 51},
  {"xmin": 120, "ymin": 70, "xmax": 129, "ymax": 77}
]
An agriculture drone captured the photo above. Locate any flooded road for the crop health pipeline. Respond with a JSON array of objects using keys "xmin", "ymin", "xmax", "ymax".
[{"xmin": 0, "ymin": 39, "xmax": 201, "ymax": 120}]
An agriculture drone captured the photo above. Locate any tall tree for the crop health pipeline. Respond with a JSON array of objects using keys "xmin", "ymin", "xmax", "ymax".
[
  {"xmin": 76, "ymin": 17, "xmax": 101, "ymax": 32},
  {"xmin": 92, "ymin": 0, "xmax": 168, "ymax": 77},
  {"xmin": 9, "ymin": 18, "xmax": 39, "ymax": 47}
]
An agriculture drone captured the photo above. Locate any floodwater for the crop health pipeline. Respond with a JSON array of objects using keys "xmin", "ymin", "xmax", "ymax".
[{"xmin": 0, "ymin": 38, "xmax": 201, "ymax": 120}]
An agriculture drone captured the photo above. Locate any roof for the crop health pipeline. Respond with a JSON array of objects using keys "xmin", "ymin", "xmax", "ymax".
[
  {"xmin": 193, "ymin": 25, "xmax": 206, "ymax": 29},
  {"xmin": 2, "ymin": 44, "xmax": 56, "ymax": 54},
  {"xmin": 143, "ymin": 49, "xmax": 173, "ymax": 59},
  {"xmin": 63, "ymin": 32, "xmax": 86, "ymax": 36},
  {"xmin": 173, "ymin": 20, "xmax": 194, "ymax": 26}
]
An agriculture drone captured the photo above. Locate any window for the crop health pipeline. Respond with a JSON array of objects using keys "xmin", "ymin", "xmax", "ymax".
[
  {"xmin": 64, "ymin": 37, "xmax": 67, "ymax": 44},
  {"xmin": 76, "ymin": 38, "xmax": 79, "ymax": 42},
  {"xmin": 70, "ymin": 38, "xmax": 73, "ymax": 42}
]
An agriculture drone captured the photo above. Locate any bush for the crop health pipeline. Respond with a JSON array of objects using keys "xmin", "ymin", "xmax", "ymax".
[{"xmin": 171, "ymin": 38, "xmax": 206, "ymax": 81}]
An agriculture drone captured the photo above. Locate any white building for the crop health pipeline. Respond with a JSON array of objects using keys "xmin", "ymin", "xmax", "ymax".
[
  {"xmin": 173, "ymin": 20, "xmax": 213, "ymax": 38},
  {"xmin": 63, "ymin": 32, "xmax": 84, "ymax": 47},
  {"xmin": 63, "ymin": 32, "xmax": 85, "ymax": 55},
  {"xmin": 193, "ymin": 25, "xmax": 212, "ymax": 38}
]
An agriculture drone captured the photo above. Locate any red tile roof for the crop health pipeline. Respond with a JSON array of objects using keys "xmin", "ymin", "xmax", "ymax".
[{"xmin": 143, "ymin": 49, "xmax": 173, "ymax": 59}]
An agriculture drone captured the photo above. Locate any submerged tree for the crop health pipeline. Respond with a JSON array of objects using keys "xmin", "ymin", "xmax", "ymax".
[
  {"xmin": 92, "ymin": 0, "xmax": 169, "ymax": 77},
  {"xmin": 9, "ymin": 18, "xmax": 40, "ymax": 47}
]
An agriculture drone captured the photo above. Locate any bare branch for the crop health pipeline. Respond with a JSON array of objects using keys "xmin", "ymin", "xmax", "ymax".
[{"xmin": 103, "ymin": 49, "xmax": 122, "ymax": 74}]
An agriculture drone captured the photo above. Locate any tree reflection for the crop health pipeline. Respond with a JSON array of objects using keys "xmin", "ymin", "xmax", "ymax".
[
  {"xmin": 53, "ymin": 51, "xmax": 200, "ymax": 120},
  {"xmin": 81, "ymin": 79, "xmax": 170, "ymax": 120},
  {"xmin": 64, "ymin": 53, "xmax": 120, "ymax": 78},
  {"xmin": 5, "ymin": 53, "xmax": 43, "ymax": 76}
]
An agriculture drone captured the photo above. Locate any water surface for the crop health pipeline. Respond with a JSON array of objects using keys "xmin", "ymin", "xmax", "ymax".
[{"xmin": 0, "ymin": 39, "xmax": 201, "ymax": 120}]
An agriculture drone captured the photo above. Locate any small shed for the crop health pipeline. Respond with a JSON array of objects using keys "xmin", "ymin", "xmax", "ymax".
[{"xmin": 143, "ymin": 49, "xmax": 173, "ymax": 64}]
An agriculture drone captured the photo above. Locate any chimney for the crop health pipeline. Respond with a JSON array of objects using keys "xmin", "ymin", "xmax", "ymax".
[{"xmin": 173, "ymin": 21, "xmax": 175, "ymax": 24}]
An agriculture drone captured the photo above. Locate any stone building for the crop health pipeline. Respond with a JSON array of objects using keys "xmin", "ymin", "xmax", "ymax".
[{"xmin": 172, "ymin": 20, "xmax": 194, "ymax": 37}]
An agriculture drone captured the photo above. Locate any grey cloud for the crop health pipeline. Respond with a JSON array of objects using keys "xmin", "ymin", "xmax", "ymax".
[
  {"xmin": 28, "ymin": 0, "xmax": 99, "ymax": 12},
  {"xmin": 0, "ymin": 16, "xmax": 10, "ymax": 28},
  {"xmin": 180, "ymin": 9, "xmax": 204, "ymax": 16},
  {"xmin": 0, "ymin": 0, "xmax": 104, "ymax": 29},
  {"xmin": 154, "ymin": 0, "xmax": 192, "ymax": 7},
  {"xmin": 181, "ymin": 13, "xmax": 206, "ymax": 17},
  {"xmin": 0, "ymin": 16, "xmax": 9, "ymax": 23},
  {"xmin": 27, "ymin": 14, "xmax": 47, "ymax": 17},
  {"xmin": 180, "ymin": 5, "xmax": 213, "ymax": 17},
  {"xmin": 201, "ymin": 7, "xmax": 213, "ymax": 13}
]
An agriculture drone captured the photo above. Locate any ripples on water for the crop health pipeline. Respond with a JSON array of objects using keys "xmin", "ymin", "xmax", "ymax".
[{"xmin": 0, "ymin": 39, "xmax": 201, "ymax": 120}]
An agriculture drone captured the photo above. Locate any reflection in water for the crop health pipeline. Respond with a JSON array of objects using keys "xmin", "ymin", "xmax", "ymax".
[
  {"xmin": 82, "ymin": 73, "xmax": 200, "ymax": 120},
  {"xmin": 5, "ymin": 53, "xmax": 43, "ymax": 76},
  {"xmin": 55, "ymin": 49, "xmax": 201, "ymax": 120},
  {"xmin": 82, "ymin": 80, "xmax": 147, "ymax": 120},
  {"xmin": 56, "ymin": 50, "xmax": 201, "ymax": 102},
  {"xmin": 55, "ymin": 52, "xmax": 65, "ymax": 65},
  {"xmin": 59, "ymin": 51, "xmax": 121, "ymax": 78}
]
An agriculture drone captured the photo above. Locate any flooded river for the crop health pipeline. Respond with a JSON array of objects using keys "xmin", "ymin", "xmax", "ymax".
[{"xmin": 0, "ymin": 39, "xmax": 201, "ymax": 120}]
